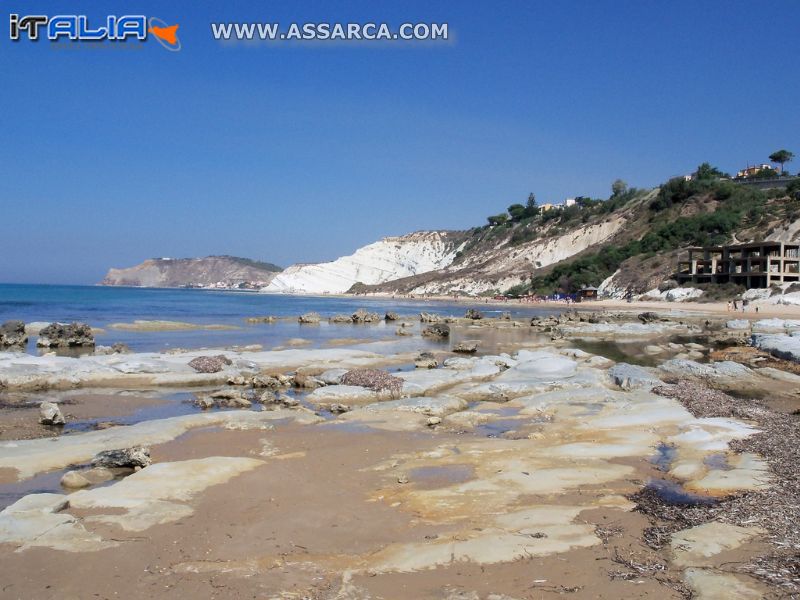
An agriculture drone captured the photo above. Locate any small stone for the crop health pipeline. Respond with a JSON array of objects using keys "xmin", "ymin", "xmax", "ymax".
[
  {"xmin": 195, "ymin": 396, "xmax": 215, "ymax": 409},
  {"xmin": 453, "ymin": 341, "xmax": 478, "ymax": 354},
  {"xmin": 465, "ymin": 308, "xmax": 483, "ymax": 320},
  {"xmin": 278, "ymin": 394, "xmax": 299, "ymax": 407},
  {"xmin": 293, "ymin": 373, "xmax": 324, "ymax": 389},
  {"xmin": 83, "ymin": 467, "xmax": 116, "ymax": 483},
  {"xmin": 426, "ymin": 417, "xmax": 442, "ymax": 426},
  {"xmin": 397, "ymin": 475, "xmax": 409, "ymax": 484},
  {"xmin": 298, "ymin": 312, "xmax": 321, "ymax": 324},
  {"xmin": 60, "ymin": 470, "xmax": 91, "ymax": 489},
  {"xmin": 91, "ymin": 446, "xmax": 151, "ymax": 469},
  {"xmin": 39, "ymin": 401, "xmax": 65, "ymax": 426},
  {"xmin": 422, "ymin": 323, "xmax": 450, "ymax": 338},
  {"xmin": 384, "ymin": 312, "xmax": 400, "ymax": 321},
  {"xmin": 415, "ymin": 352, "xmax": 438, "ymax": 369},
  {"xmin": 329, "ymin": 403, "xmax": 351, "ymax": 414}
]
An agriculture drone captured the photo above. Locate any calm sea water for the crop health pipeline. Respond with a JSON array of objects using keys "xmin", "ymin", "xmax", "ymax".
[{"xmin": 0, "ymin": 284, "xmax": 558, "ymax": 353}]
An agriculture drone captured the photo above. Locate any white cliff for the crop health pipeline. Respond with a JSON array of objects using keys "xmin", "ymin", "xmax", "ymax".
[{"xmin": 263, "ymin": 231, "xmax": 461, "ymax": 294}]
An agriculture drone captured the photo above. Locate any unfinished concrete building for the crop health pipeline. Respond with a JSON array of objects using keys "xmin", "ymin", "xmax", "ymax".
[{"xmin": 677, "ymin": 242, "xmax": 800, "ymax": 288}]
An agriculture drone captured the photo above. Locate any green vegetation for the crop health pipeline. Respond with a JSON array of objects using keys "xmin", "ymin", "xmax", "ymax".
[
  {"xmin": 228, "ymin": 256, "xmax": 283, "ymax": 272},
  {"xmin": 694, "ymin": 162, "xmax": 729, "ymax": 179},
  {"xmin": 787, "ymin": 178, "xmax": 800, "ymax": 201},
  {"xmin": 524, "ymin": 167, "xmax": 769, "ymax": 295},
  {"xmin": 486, "ymin": 213, "xmax": 509, "ymax": 226}
]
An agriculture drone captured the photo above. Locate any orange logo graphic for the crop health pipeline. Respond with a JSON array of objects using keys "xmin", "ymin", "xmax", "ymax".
[{"xmin": 148, "ymin": 17, "xmax": 180, "ymax": 51}]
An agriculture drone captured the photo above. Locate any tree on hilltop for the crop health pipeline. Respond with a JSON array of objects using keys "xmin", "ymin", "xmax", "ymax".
[
  {"xmin": 611, "ymin": 179, "xmax": 628, "ymax": 196},
  {"xmin": 769, "ymin": 149, "xmax": 794, "ymax": 174}
]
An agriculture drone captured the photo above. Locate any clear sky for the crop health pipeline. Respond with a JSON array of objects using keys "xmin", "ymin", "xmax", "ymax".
[{"xmin": 1, "ymin": 0, "xmax": 798, "ymax": 284}]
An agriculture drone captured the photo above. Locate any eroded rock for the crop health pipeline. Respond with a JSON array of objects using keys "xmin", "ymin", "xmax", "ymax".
[
  {"xmin": 39, "ymin": 401, "xmax": 65, "ymax": 426},
  {"xmin": 0, "ymin": 320, "xmax": 27, "ymax": 348},
  {"xmin": 37, "ymin": 322, "xmax": 94, "ymax": 348},
  {"xmin": 91, "ymin": 446, "xmax": 151, "ymax": 469}
]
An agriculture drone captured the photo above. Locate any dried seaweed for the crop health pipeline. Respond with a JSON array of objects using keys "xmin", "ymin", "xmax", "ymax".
[{"xmin": 637, "ymin": 380, "xmax": 800, "ymax": 593}]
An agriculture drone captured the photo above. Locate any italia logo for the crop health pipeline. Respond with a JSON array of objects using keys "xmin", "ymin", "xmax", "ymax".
[{"xmin": 9, "ymin": 14, "xmax": 181, "ymax": 51}]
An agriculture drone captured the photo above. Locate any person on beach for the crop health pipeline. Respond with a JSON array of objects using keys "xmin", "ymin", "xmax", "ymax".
[{"xmin": 727, "ymin": 301, "xmax": 732, "ymax": 312}]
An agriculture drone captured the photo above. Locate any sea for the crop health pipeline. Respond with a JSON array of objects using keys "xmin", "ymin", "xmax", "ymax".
[{"xmin": 0, "ymin": 284, "xmax": 559, "ymax": 354}]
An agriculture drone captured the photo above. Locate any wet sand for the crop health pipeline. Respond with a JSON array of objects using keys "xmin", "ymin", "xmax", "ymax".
[
  {"xmin": 0, "ymin": 391, "xmax": 168, "ymax": 442},
  {"xmin": 0, "ymin": 424, "xmax": 710, "ymax": 599}
]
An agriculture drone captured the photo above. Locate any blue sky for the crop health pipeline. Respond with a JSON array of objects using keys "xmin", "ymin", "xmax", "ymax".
[{"xmin": 1, "ymin": 1, "xmax": 798, "ymax": 284}]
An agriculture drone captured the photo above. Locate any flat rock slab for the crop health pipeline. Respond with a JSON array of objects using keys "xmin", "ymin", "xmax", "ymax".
[
  {"xmin": 671, "ymin": 521, "xmax": 764, "ymax": 567},
  {"xmin": 752, "ymin": 333, "xmax": 800, "ymax": 363},
  {"xmin": 0, "ymin": 347, "xmax": 391, "ymax": 391},
  {"xmin": 0, "ymin": 457, "xmax": 263, "ymax": 552},
  {"xmin": 0, "ymin": 409, "xmax": 316, "ymax": 480}
]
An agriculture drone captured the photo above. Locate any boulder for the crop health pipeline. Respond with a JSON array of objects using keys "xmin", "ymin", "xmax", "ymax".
[
  {"xmin": 422, "ymin": 323, "xmax": 450, "ymax": 339},
  {"xmin": 420, "ymin": 312, "xmax": 442, "ymax": 323},
  {"xmin": 91, "ymin": 446, "xmax": 151, "ymax": 469},
  {"xmin": 464, "ymin": 308, "xmax": 484, "ymax": 320},
  {"xmin": 414, "ymin": 352, "xmax": 438, "ymax": 369},
  {"xmin": 298, "ymin": 312, "xmax": 321, "ymax": 324},
  {"xmin": 0, "ymin": 320, "xmax": 27, "ymax": 348},
  {"xmin": 188, "ymin": 354, "xmax": 232, "ymax": 373},
  {"xmin": 396, "ymin": 327, "xmax": 412, "ymax": 336},
  {"xmin": 499, "ymin": 311, "xmax": 511, "ymax": 320},
  {"xmin": 329, "ymin": 314, "xmax": 353, "ymax": 323},
  {"xmin": 251, "ymin": 375, "xmax": 282, "ymax": 388},
  {"xmin": 665, "ymin": 287, "xmax": 703, "ymax": 302},
  {"xmin": 352, "ymin": 309, "xmax": 380, "ymax": 323},
  {"xmin": 328, "ymin": 403, "xmax": 351, "ymax": 414},
  {"xmin": 39, "ymin": 401, "xmax": 65, "ymax": 426},
  {"xmin": 36, "ymin": 322, "xmax": 94, "ymax": 347},
  {"xmin": 384, "ymin": 312, "xmax": 400, "ymax": 321},
  {"xmin": 453, "ymin": 341, "xmax": 479, "ymax": 354},
  {"xmin": 638, "ymin": 312, "xmax": 661, "ymax": 324}
]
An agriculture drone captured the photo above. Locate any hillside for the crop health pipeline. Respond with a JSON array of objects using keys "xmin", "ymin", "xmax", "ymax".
[
  {"xmin": 100, "ymin": 256, "xmax": 282, "ymax": 289},
  {"xmin": 263, "ymin": 231, "xmax": 468, "ymax": 294},
  {"xmin": 357, "ymin": 175, "xmax": 800, "ymax": 297}
]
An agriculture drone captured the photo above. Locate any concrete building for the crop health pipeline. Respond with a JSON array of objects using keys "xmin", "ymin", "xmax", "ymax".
[
  {"xmin": 564, "ymin": 198, "xmax": 576, "ymax": 207},
  {"xmin": 677, "ymin": 242, "xmax": 800, "ymax": 289}
]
